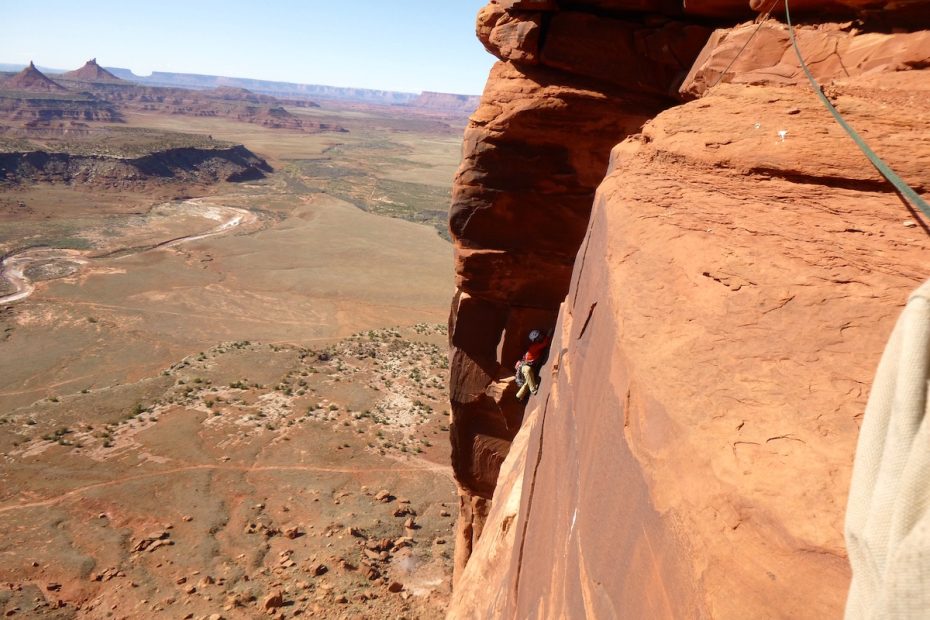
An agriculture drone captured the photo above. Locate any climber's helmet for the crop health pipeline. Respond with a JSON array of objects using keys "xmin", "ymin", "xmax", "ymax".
[{"xmin": 529, "ymin": 329, "xmax": 544, "ymax": 343}]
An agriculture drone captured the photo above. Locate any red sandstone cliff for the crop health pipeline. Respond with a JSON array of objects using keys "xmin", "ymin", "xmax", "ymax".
[{"xmin": 447, "ymin": 1, "xmax": 930, "ymax": 617}]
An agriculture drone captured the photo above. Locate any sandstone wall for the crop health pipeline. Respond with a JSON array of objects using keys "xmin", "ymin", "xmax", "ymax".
[
  {"xmin": 448, "ymin": 0, "xmax": 930, "ymax": 616},
  {"xmin": 448, "ymin": 0, "xmax": 713, "ymax": 576}
]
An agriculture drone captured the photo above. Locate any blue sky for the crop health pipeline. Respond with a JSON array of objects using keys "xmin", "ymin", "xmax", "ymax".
[{"xmin": 0, "ymin": 1, "xmax": 495, "ymax": 94}]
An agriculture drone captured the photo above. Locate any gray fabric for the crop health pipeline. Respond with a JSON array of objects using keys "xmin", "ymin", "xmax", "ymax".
[{"xmin": 846, "ymin": 280, "xmax": 930, "ymax": 619}]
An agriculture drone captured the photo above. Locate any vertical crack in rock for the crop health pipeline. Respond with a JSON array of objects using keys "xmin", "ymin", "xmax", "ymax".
[
  {"xmin": 448, "ymin": 2, "xmax": 715, "ymax": 577},
  {"xmin": 576, "ymin": 302, "xmax": 597, "ymax": 340},
  {"xmin": 570, "ymin": 221, "xmax": 594, "ymax": 312},
  {"xmin": 449, "ymin": 1, "xmax": 930, "ymax": 617},
  {"xmin": 512, "ymin": 392, "xmax": 551, "ymax": 601},
  {"xmin": 623, "ymin": 386, "xmax": 632, "ymax": 431}
]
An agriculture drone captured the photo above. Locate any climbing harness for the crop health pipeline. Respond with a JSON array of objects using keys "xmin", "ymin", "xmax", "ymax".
[{"xmin": 784, "ymin": 0, "xmax": 930, "ymax": 220}]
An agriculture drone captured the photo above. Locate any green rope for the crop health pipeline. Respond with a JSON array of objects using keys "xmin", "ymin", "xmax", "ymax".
[{"xmin": 784, "ymin": 0, "xmax": 930, "ymax": 220}]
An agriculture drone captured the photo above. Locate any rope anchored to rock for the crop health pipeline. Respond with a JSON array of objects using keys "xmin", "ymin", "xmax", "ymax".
[
  {"xmin": 784, "ymin": 0, "xmax": 930, "ymax": 220},
  {"xmin": 710, "ymin": 0, "xmax": 781, "ymax": 88}
]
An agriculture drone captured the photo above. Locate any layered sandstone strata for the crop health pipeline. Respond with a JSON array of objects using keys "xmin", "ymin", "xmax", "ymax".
[
  {"xmin": 448, "ymin": 0, "xmax": 930, "ymax": 616},
  {"xmin": 0, "ymin": 145, "xmax": 272, "ymax": 187},
  {"xmin": 2, "ymin": 62, "xmax": 67, "ymax": 93}
]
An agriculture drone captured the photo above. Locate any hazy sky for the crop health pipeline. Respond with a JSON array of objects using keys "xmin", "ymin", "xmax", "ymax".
[{"xmin": 0, "ymin": 1, "xmax": 495, "ymax": 94}]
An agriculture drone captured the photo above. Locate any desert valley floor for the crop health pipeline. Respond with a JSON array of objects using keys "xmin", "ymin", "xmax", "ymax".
[{"xmin": 0, "ymin": 94, "xmax": 463, "ymax": 619}]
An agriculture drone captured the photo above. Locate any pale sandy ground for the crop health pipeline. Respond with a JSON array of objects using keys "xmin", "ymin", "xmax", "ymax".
[
  {"xmin": 0, "ymin": 107, "xmax": 460, "ymax": 618},
  {"xmin": 0, "ymin": 327, "xmax": 457, "ymax": 619},
  {"xmin": 0, "ymin": 191, "xmax": 452, "ymax": 410}
]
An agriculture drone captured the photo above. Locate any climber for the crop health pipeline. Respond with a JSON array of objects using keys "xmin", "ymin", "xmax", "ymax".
[{"xmin": 515, "ymin": 328, "xmax": 552, "ymax": 401}]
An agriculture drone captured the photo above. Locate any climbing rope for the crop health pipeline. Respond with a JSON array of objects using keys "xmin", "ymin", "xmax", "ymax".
[
  {"xmin": 784, "ymin": 0, "xmax": 930, "ymax": 220},
  {"xmin": 710, "ymin": 0, "xmax": 781, "ymax": 88}
]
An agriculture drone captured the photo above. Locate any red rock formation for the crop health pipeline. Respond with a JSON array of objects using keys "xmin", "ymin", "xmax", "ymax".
[
  {"xmin": 2, "ymin": 62, "xmax": 67, "ymax": 92},
  {"xmin": 233, "ymin": 105, "xmax": 305, "ymax": 130},
  {"xmin": 208, "ymin": 86, "xmax": 279, "ymax": 103},
  {"xmin": 0, "ymin": 96, "xmax": 121, "ymax": 126},
  {"xmin": 682, "ymin": 21, "xmax": 930, "ymax": 97},
  {"xmin": 25, "ymin": 81, "xmax": 342, "ymax": 133},
  {"xmin": 61, "ymin": 58, "xmax": 124, "ymax": 83},
  {"xmin": 527, "ymin": 0, "xmax": 930, "ymax": 19},
  {"xmin": 0, "ymin": 144, "xmax": 272, "ymax": 188},
  {"xmin": 448, "ymin": 0, "xmax": 712, "ymax": 582},
  {"xmin": 448, "ymin": 1, "xmax": 930, "ymax": 617},
  {"xmin": 0, "ymin": 66, "xmax": 120, "ymax": 128}
]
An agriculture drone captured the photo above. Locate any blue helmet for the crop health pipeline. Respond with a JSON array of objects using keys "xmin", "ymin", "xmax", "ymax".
[{"xmin": 529, "ymin": 329, "xmax": 544, "ymax": 343}]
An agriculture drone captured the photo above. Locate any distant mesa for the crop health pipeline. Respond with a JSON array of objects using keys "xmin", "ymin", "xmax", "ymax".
[
  {"xmin": 59, "ymin": 65, "xmax": 479, "ymax": 111},
  {"xmin": 235, "ymin": 104, "xmax": 306, "ymax": 130},
  {"xmin": 212, "ymin": 86, "xmax": 255, "ymax": 97},
  {"xmin": 3, "ymin": 61, "xmax": 68, "ymax": 92},
  {"xmin": 209, "ymin": 86, "xmax": 265, "ymax": 103},
  {"xmin": 62, "ymin": 58, "xmax": 124, "ymax": 83},
  {"xmin": 410, "ymin": 91, "xmax": 481, "ymax": 114}
]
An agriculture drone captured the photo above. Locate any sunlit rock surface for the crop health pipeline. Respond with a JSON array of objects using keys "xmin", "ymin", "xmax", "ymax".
[{"xmin": 448, "ymin": 0, "xmax": 930, "ymax": 616}]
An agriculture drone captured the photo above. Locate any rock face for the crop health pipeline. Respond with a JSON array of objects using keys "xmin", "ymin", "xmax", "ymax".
[
  {"xmin": 233, "ymin": 105, "xmax": 306, "ymax": 130},
  {"xmin": 0, "ymin": 95, "xmax": 121, "ymax": 125},
  {"xmin": 61, "ymin": 58, "xmax": 124, "ymax": 83},
  {"xmin": 2, "ymin": 62, "xmax": 67, "ymax": 93},
  {"xmin": 448, "ymin": 0, "xmax": 712, "ymax": 581},
  {"xmin": 74, "ymin": 84, "xmax": 341, "ymax": 133},
  {"xmin": 448, "ymin": 1, "xmax": 930, "ymax": 617},
  {"xmin": 0, "ymin": 145, "xmax": 272, "ymax": 188},
  {"xmin": 0, "ymin": 74, "xmax": 340, "ymax": 134},
  {"xmin": 682, "ymin": 20, "xmax": 930, "ymax": 97}
]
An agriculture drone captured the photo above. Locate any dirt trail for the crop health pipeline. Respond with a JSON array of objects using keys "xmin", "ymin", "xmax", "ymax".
[
  {"xmin": 0, "ymin": 327, "xmax": 457, "ymax": 618},
  {"xmin": 0, "ymin": 460, "xmax": 451, "ymax": 516},
  {"xmin": 0, "ymin": 199, "xmax": 255, "ymax": 305},
  {"xmin": 0, "ymin": 248, "xmax": 87, "ymax": 303}
]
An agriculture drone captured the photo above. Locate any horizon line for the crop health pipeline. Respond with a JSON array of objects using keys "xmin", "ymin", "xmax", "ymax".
[{"xmin": 0, "ymin": 60, "xmax": 484, "ymax": 98}]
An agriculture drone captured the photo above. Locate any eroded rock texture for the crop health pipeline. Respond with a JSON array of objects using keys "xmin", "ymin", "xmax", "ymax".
[
  {"xmin": 449, "ymin": 0, "xmax": 930, "ymax": 616},
  {"xmin": 448, "ymin": 0, "xmax": 713, "ymax": 578}
]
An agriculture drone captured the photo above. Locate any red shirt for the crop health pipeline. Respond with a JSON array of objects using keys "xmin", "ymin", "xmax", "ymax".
[{"xmin": 522, "ymin": 336, "xmax": 551, "ymax": 364}]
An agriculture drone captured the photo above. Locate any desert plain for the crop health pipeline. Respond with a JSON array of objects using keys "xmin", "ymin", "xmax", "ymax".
[{"xmin": 0, "ymin": 76, "xmax": 466, "ymax": 619}]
